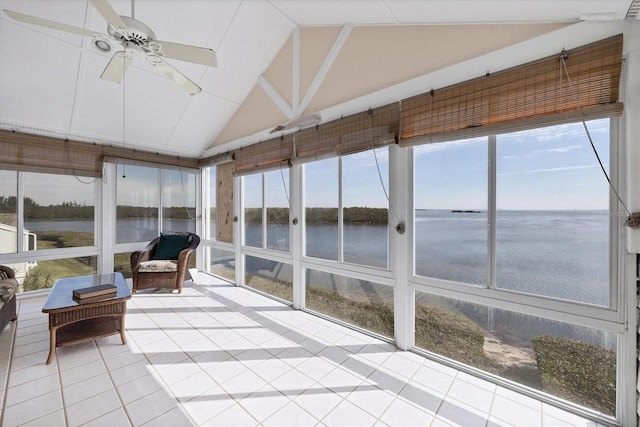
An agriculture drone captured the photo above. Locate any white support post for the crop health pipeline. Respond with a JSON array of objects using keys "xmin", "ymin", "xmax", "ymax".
[
  {"xmin": 625, "ymin": 25, "xmax": 640, "ymax": 254},
  {"xmin": 195, "ymin": 168, "xmax": 205, "ymax": 272},
  {"xmin": 291, "ymin": 163, "xmax": 304, "ymax": 309},
  {"xmin": 391, "ymin": 144, "xmax": 412, "ymax": 350},
  {"xmin": 619, "ymin": 25, "xmax": 640, "ymax": 425},
  {"xmin": 234, "ymin": 175, "xmax": 244, "ymax": 287}
]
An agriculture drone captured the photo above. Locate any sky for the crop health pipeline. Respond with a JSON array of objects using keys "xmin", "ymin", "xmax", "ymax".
[
  {"xmin": 115, "ymin": 165, "xmax": 196, "ymax": 207},
  {"xmin": 0, "ymin": 165, "xmax": 197, "ymax": 207},
  {"xmin": 302, "ymin": 118, "xmax": 611, "ymax": 211},
  {"xmin": 305, "ymin": 149, "xmax": 390, "ymax": 209},
  {"xmin": 414, "ymin": 119, "xmax": 611, "ymax": 210},
  {"xmin": 1, "ymin": 119, "xmax": 611, "ymax": 211}
]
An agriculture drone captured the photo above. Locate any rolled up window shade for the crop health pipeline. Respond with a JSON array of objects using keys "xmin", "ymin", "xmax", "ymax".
[
  {"xmin": 0, "ymin": 130, "xmax": 202, "ymax": 177},
  {"xmin": 293, "ymin": 102, "xmax": 399, "ymax": 164},
  {"xmin": 198, "ymin": 152, "xmax": 234, "ymax": 168},
  {"xmin": 101, "ymin": 148, "xmax": 198, "ymax": 170},
  {"xmin": 233, "ymin": 135, "xmax": 293, "ymax": 176},
  {"xmin": 400, "ymin": 34, "xmax": 623, "ymax": 146},
  {"xmin": 0, "ymin": 130, "xmax": 103, "ymax": 177}
]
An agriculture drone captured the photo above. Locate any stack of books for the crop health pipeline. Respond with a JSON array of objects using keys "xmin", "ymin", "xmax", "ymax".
[{"xmin": 72, "ymin": 284, "xmax": 117, "ymax": 304}]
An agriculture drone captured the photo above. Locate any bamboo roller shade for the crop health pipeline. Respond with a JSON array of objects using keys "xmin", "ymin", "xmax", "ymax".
[
  {"xmin": 399, "ymin": 34, "xmax": 623, "ymax": 145},
  {"xmin": 0, "ymin": 130, "xmax": 199, "ymax": 177},
  {"xmin": 293, "ymin": 103, "xmax": 399, "ymax": 164},
  {"xmin": 232, "ymin": 103, "xmax": 399, "ymax": 175},
  {"xmin": 0, "ymin": 130, "xmax": 104, "ymax": 177},
  {"xmin": 233, "ymin": 134, "xmax": 294, "ymax": 176}
]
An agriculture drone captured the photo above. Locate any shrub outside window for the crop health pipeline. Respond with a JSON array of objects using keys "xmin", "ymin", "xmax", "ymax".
[{"xmin": 414, "ymin": 290, "xmax": 616, "ymax": 416}]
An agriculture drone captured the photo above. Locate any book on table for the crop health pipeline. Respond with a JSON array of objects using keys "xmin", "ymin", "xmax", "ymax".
[
  {"xmin": 72, "ymin": 284, "xmax": 117, "ymax": 300},
  {"xmin": 74, "ymin": 292, "xmax": 117, "ymax": 304}
]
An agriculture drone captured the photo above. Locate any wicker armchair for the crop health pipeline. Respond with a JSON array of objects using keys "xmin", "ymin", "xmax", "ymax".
[
  {"xmin": 0, "ymin": 265, "xmax": 18, "ymax": 332},
  {"xmin": 130, "ymin": 233, "xmax": 200, "ymax": 294}
]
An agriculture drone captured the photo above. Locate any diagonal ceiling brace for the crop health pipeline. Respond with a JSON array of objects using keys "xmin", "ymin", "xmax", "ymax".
[
  {"xmin": 297, "ymin": 24, "xmax": 353, "ymax": 115},
  {"xmin": 258, "ymin": 75, "xmax": 294, "ymax": 120}
]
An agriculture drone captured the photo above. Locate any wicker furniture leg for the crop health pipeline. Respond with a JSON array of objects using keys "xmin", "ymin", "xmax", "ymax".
[
  {"xmin": 46, "ymin": 326, "xmax": 57, "ymax": 365},
  {"xmin": 119, "ymin": 314, "xmax": 127, "ymax": 344}
]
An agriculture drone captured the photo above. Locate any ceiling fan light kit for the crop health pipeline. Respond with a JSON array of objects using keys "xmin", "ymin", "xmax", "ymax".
[
  {"xmin": 93, "ymin": 35, "xmax": 111, "ymax": 52},
  {"xmin": 3, "ymin": 0, "xmax": 218, "ymax": 95}
]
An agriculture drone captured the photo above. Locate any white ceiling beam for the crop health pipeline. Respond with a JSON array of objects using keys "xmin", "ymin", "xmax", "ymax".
[
  {"xmin": 257, "ymin": 75, "xmax": 294, "ymax": 120},
  {"xmin": 298, "ymin": 24, "xmax": 353, "ymax": 115},
  {"xmin": 292, "ymin": 27, "xmax": 301, "ymax": 114}
]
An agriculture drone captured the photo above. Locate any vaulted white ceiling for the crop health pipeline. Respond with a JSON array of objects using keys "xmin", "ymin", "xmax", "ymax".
[{"xmin": 0, "ymin": 1, "xmax": 635, "ymax": 159}]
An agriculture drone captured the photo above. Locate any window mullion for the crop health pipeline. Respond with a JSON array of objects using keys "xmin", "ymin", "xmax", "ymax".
[
  {"xmin": 235, "ymin": 175, "xmax": 244, "ymax": 286},
  {"xmin": 157, "ymin": 169, "xmax": 163, "ymax": 234},
  {"xmin": 338, "ymin": 156, "xmax": 344, "ymax": 263},
  {"xmin": 262, "ymin": 173, "xmax": 267, "ymax": 249},
  {"xmin": 17, "ymin": 171, "xmax": 24, "ymax": 253},
  {"xmin": 488, "ymin": 135, "xmax": 497, "ymax": 289}
]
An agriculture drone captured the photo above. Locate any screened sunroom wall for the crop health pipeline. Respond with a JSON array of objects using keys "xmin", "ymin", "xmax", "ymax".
[
  {"xmin": 200, "ymin": 23, "xmax": 639, "ymax": 426},
  {"xmin": 0, "ymin": 18, "xmax": 637, "ymax": 427}
]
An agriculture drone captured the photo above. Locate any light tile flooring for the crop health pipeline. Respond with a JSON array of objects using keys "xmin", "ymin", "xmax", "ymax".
[{"xmin": 0, "ymin": 273, "xmax": 603, "ymax": 426}]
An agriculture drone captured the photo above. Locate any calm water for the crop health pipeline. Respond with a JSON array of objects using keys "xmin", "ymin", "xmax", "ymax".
[
  {"xmin": 415, "ymin": 209, "xmax": 609, "ymax": 306},
  {"xmin": 25, "ymin": 218, "xmax": 195, "ymax": 243},
  {"xmin": 25, "ymin": 210, "xmax": 609, "ymax": 307}
]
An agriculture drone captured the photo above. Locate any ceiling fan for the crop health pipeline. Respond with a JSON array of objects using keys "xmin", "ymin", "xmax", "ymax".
[{"xmin": 3, "ymin": 0, "xmax": 217, "ymax": 95}]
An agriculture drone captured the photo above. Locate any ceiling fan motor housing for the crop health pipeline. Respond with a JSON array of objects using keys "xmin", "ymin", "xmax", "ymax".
[{"xmin": 108, "ymin": 15, "xmax": 157, "ymax": 47}]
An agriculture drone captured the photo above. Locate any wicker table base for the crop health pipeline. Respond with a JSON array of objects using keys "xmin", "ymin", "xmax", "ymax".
[{"xmin": 42, "ymin": 273, "xmax": 131, "ymax": 365}]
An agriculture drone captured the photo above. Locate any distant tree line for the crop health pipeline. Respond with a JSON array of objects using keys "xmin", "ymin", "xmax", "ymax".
[
  {"xmin": 0, "ymin": 198, "xmax": 196, "ymax": 220},
  {"xmin": 0, "ymin": 196, "xmax": 17, "ymax": 209},
  {"xmin": 0, "ymin": 198, "xmax": 386, "ymax": 223},
  {"xmin": 0, "ymin": 197, "xmax": 95, "ymax": 219},
  {"xmin": 245, "ymin": 207, "xmax": 387, "ymax": 224},
  {"xmin": 117, "ymin": 206, "xmax": 196, "ymax": 219}
]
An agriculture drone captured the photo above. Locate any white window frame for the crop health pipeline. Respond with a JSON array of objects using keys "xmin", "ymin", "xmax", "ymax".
[{"xmin": 408, "ymin": 119, "xmax": 628, "ymax": 424}]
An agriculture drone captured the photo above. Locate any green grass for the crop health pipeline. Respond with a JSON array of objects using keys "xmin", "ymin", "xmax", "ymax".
[
  {"xmin": 36, "ymin": 231, "xmax": 94, "ymax": 248},
  {"xmin": 245, "ymin": 274, "xmax": 293, "ymax": 302},
  {"xmin": 21, "ymin": 257, "xmax": 96, "ymax": 291},
  {"xmin": 114, "ymin": 252, "xmax": 133, "ymax": 279},
  {"xmin": 306, "ymin": 285, "xmax": 394, "ymax": 338},
  {"xmin": 414, "ymin": 303, "xmax": 486, "ymax": 366},
  {"xmin": 20, "ymin": 231, "xmax": 97, "ymax": 291},
  {"xmin": 532, "ymin": 335, "xmax": 615, "ymax": 416}
]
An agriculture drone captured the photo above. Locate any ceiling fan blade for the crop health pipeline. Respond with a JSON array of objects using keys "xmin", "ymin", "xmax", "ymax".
[
  {"xmin": 88, "ymin": 0, "xmax": 128, "ymax": 29},
  {"xmin": 154, "ymin": 40, "xmax": 218, "ymax": 67},
  {"xmin": 3, "ymin": 9, "xmax": 96, "ymax": 37},
  {"xmin": 146, "ymin": 56, "xmax": 202, "ymax": 95},
  {"xmin": 100, "ymin": 50, "xmax": 135, "ymax": 83}
]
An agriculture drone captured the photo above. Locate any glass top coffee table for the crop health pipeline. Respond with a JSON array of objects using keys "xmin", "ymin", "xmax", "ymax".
[{"xmin": 42, "ymin": 273, "xmax": 131, "ymax": 364}]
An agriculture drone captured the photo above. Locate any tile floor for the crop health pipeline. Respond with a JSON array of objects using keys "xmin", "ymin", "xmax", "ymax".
[{"xmin": 0, "ymin": 273, "xmax": 604, "ymax": 426}]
